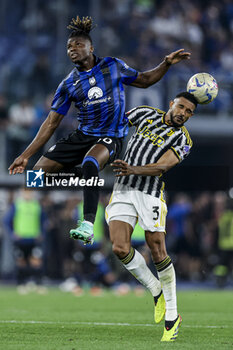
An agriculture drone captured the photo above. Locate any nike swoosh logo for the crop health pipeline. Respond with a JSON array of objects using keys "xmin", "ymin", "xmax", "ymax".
[{"xmin": 73, "ymin": 79, "xmax": 80, "ymax": 86}]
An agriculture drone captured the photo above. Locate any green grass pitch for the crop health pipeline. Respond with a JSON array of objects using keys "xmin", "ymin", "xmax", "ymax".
[{"xmin": 0, "ymin": 287, "xmax": 232, "ymax": 349}]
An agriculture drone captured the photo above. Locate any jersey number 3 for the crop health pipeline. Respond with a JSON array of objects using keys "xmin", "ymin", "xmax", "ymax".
[{"xmin": 152, "ymin": 206, "xmax": 159, "ymax": 220}]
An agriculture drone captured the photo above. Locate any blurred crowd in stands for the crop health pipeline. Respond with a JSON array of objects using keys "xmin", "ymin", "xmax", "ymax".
[
  {"xmin": 0, "ymin": 93, "xmax": 77, "ymax": 168},
  {"xmin": 1, "ymin": 0, "xmax": 233, "ymax": 101},
  {"xmin": 100, "ymin": 0, "xmax": 233, "ymax": 73},
  {"xmin": 0, "ymin": 188, "xmax": 232, "ymax": 292}
]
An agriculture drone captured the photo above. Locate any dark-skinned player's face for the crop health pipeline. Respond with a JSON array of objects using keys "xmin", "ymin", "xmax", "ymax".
[
  {"xmin": 168, "ymin": 97, "xmax": 195, "ymax": 127},
  {"xmin": 67, "ymin": 36, "xmax": 94, "ymax": 64}
]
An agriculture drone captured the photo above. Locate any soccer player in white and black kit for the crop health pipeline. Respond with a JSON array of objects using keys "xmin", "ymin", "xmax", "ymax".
[{"xmin": 105, "ymin": 92, "xmax": 198, "ymax": 342}]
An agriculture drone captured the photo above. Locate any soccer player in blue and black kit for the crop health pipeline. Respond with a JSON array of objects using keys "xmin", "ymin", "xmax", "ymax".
[{"xmin": 9, "ymin": 16, "xmax": 191, "ymax": 245}]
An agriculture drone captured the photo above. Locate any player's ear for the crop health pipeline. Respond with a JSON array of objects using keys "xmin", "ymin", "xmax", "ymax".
[
  {"xmin": 90, "ymin": 45, "xmax": 94, "ymax": 53},
  {"xmin": 169, "ymin": 100, "xmax": 174, "ymax": 108},
  {"xmin": 190, "ymin": 106, "xmax": 196, "ymax": 117}
]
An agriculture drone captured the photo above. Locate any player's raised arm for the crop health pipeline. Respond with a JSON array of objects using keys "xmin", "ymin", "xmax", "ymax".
[
  {"xmin": 112, "ymin": 149, "xmax": 179, "ymax": 177},
  {"xmin": 131, "ymin": 49, "xmax": 191, "ymax": 88},
  {"xmin": 8, "ymin": 111, "xmax": 64, "ymax": 175}
]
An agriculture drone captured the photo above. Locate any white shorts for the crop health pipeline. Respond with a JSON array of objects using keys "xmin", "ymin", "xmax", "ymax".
[{"xmin": 105, "ymin": 184, "xmax": 167, "ymax": 232}]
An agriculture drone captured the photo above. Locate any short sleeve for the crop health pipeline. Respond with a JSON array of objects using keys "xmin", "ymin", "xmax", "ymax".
[
  {"xmin": 51, "ymin": 81, "xmax": 72, "ymax": 116},
  {"xmin": 126, "ymin": 106, "xmax": 152, "ymax": 126},
  {"xmin": 171, "ymin": 133, "xmax": 192, "ymax": 162},
  {"xmin": 115, "ymin": 58, "xmax": 138, "ymax": 85}
]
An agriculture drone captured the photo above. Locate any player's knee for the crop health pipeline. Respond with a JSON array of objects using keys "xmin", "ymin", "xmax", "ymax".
[{"xmin": 112, "ymin": 242, "xmax": 130, "ymax": 259}]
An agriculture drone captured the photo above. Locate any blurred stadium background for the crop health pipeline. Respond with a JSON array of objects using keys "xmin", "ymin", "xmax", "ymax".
[{"xmin": 0, "ymin": 0, "xmax": 233, "ymax": 293}]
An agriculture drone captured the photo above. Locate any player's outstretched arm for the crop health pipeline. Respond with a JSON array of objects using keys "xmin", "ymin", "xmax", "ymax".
[
  {"xmin": 8, "ymin": 111, "xmax": 64, "ymax": 175},
  {"xmin": 112, "ymin": 149, "xmax": 179, "ymax": 177},
  {"xmin": 131, "ymin": 49, "xmax": 191, "ymax": 88}
]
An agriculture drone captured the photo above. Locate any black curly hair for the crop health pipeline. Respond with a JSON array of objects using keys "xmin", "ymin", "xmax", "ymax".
[{"xmin": 175, "ymin": 91, "xmax": 198, "ymax": 107}]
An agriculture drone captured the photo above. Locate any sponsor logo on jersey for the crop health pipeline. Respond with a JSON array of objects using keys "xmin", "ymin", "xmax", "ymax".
[
  {"xmin": 137, "ymin": 126, "xmax": 165, "ymax": 147},
  {"xmin": 83, "ymin": 96, "xmax": 111, "ymax": 107},
  {"xmin": 88, "ymin": 86, "xmax": 103, "ymax": 100}
]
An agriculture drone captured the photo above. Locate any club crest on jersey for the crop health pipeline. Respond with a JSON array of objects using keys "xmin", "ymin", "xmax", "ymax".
[
  {"xmin": 89, "ymin": 77, "xmax": 96, "ymax": 86},
  {"xmin": 88, "ymin": 86, "xmax": 103, "ymax": 100}
]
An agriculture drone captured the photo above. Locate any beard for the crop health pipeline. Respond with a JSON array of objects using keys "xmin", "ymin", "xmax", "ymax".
[{"xmin": 170, "ymin": 111, "xmax": 185, "ymax": 127}]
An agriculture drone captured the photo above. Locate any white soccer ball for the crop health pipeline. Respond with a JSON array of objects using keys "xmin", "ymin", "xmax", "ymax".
[{"xmin": 186, "ymin": 73, "xmax": 218, "ymax": 104}]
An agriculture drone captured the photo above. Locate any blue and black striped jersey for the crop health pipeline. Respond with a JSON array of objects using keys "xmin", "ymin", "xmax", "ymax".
[{"xmin": 51, "ymin": 56, "xmax": 138, "ymax": 137}]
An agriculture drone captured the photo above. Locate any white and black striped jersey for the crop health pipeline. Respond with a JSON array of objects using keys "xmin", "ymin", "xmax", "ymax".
[{"xmin": 116, "ymin": 105, "xmax": 193, "ymax": 197}]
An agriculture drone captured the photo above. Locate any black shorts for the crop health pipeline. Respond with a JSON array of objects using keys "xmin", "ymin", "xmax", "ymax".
[
  {"xmin": 14, "ymin": 242, "xmax": 41, "ymax": 261},
  {"xmin": 44, "ymin": 129, "xmax": 123, "ymax": 167}
]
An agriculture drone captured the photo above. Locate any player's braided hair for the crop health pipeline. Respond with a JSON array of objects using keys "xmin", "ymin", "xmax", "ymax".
[{"xmin": 67, "ymin": 16, "xmax": 95, "ymax": 43}]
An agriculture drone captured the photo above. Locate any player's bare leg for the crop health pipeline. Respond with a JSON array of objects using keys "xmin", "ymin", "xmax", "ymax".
[
  {"xmin": 109, "ymin": 220, "xmax": 132, "ymax": 258},
  {"xmin": 145, "ymin": 231, "xmax": 167, "ymax": 265},
  {"xmin": 110, "ymin": 220, "xmax": 163, "ymax": 322},
  {"xmin": 86, "ymin": 143, "xmax": 110, "ymax": 171},
  {"xmin": 70, "ymin": 144, "xmax": 109, "ymax": 244},
  {"xmin": 145, "ymin": 231, "xmax": 181, "ymax": 341},
  {"xmin": 33, "ymin": 156, "xmax": 64, "ymax": 172}
]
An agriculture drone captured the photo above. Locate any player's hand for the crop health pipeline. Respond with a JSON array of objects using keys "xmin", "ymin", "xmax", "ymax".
[
  {"xmin": 8, "ymin": 156, "xmax": 29, "ymax": 175},
  {"xmin": 165, "ymin": 49, "xmax": 191, "ymax": 65},
  {"xmin": 111, "ymin": 159, "xmax": 134, "ymax": 176}
]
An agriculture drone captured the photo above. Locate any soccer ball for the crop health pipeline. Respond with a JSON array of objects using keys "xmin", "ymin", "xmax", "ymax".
[{"xmin": 186, "ymin": 73, "xmax": 218, "ymax": 104}]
